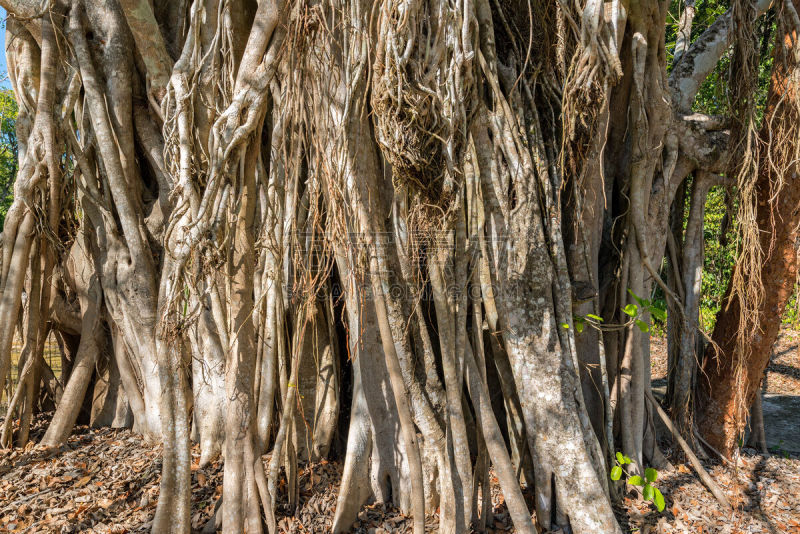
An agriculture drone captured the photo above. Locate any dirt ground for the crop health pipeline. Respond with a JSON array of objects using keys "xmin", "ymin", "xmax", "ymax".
[
  {"xmin": 651, "ymin": 327, "xmax": 800, "ymax": 456},
  {"xmin": 0, "ymin": 332, "xmax": 799, "ymax": 533},
  {"xmin": 649, "ymin": 328, "xmax": 800, "ymax": 396},
  {"xmin": 615, "ymin": 450, "xmax": 800, "ymax": 534},
  {"xmin": 0, "ymin": 417, "xmax": 504, "ymax": 533},
  {"xmin": 1, "ymin": 417, "xmax": 798, "ymax": 533}
]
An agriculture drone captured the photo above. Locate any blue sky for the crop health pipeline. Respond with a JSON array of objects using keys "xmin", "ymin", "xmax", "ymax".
[{"xmin": 0, "ymin": 9, "xmax": 12, "ymax": 88}]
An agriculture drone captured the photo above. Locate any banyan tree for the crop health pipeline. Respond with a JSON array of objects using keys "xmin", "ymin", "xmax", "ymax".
[{"xmin": 0, "ymin": 0, "xmax": 796, "ymax": 532}]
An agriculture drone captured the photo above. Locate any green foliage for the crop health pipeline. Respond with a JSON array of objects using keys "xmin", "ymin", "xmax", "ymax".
[
  {"xmin": 623, "ymin": 303, "xmax": 638, "ymax": 318},
  {"xmin": 610, "ymin": 465, "xmax": 622, "ymax": 481},
  {"xmin": 0, "ymin": 89, "xmax": 18, "ymax": 228},
  {"xmin": 562, "ymin": 313, "xmax": 602, "ymax": 333},
  {"xmin": 609, "ymin": 451, "xmax": 666, "ymax": 513},
  {"xmin": 699, "ymin": 186, "xmax": 738, "ymax": 330},
  {"xmin": 566, "ymin": 289, "xmax": 665, "ymax": 335},
  {"xmin": 610, "ymin": 452, "xmax": 630, "ymax": 481},
  {"xmin": 783, "ymin": 290, "xmax": 800, "ymax": 326},
  {"xmin": 653, "ymin": 487, "xmax": 666, "ymax": 512},
  {"xmin": 645, "ymin": 467, "xmax": 658, "ymax": 483},
  {"xmin": 624, "ymin": 290, "xmax": 668, "ymax": 334},
  {"xmin": 661, "ymin": 2, "xmax": 781, "ymax": 332}
]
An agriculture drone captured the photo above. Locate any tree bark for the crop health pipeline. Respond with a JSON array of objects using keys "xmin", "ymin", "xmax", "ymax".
[
  {"xmin": 696, "ymin": 8, "xmax": 800, "ymax": 457},
  {"xmin": 0, "ymin": 0, "xmax": 783, "ymax": 532},
  {"xmin": 667, "ymin": 173, "xmax": 717, "ymax": 440},
  {"xmin": 41, "ymin": 229, "xmax": 103, "ymax": 447}
]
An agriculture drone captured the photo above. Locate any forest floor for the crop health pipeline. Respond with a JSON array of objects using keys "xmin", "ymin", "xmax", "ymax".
[
  {"xmin": 650, "ymin": 327, "xmax": 800, "ymax": 397},
  {"xmin": 651, "ymin": 327, "xmax": 800, "ymax": 455},
  {"xmin": 0, "ymin": 331, "xmax": 798, "ymax": 533}
]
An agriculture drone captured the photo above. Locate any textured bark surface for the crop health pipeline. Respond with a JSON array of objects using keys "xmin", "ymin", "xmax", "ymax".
[
  {"xmin": 666, "ymin": 174, "xmax": 716, "ymax": 440},
  {"xmin": 0, "ymin": 0, "xmax": 786, "ymax": 532},
  {"xmin": 697, "ymin": 13, "xmax": 800, "ymax": 457}
]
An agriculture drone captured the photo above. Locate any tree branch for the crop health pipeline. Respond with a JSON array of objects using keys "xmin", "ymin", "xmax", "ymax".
[
  {"xmin": 673, "ymin": 0, "xmax": 696, "ymax": 65},
  {"xmin": 0, "ymin": 0, "xmax": 46, "ymax": 20},
  {"xmin": 674, "ymin": 114, "xmax": 731, "ymax": 175},
  {"xmin": 669, "ymin": 0, "xmax": 771, "ymax": 112},
  {"xmin": 117, "ymin": 0, "xmax": 173, "ymax": 101}
]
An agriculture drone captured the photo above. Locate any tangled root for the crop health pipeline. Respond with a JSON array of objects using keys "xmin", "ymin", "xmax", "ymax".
[
  {"xmin": 371, "ymin": 0, "xmax": 476, "ymax": 211},
  {"xmin": 372, "ymin": 87, "xmax": 448, "ymax": 201}
]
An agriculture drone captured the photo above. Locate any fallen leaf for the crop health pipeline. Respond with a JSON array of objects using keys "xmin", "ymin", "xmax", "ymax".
[{"xmin": 74, "ymin": 476, "xmax": 92, "ymax": 488}]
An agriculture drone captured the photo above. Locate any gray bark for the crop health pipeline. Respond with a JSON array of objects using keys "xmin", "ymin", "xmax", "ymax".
[{"xmin": 0, "ymin": 0, "xmax": 772, "ymax": 532}]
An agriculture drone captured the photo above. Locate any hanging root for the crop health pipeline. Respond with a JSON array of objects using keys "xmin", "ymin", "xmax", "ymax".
[
  {"xmin": 561, "ymin": 0, "xmax": 624, "ymax": 185},
  {"xmin": 727, "ymin": 0, "xmax": 763, "ymax": 429},
  {"xmin": 372, "ymin": 0, "xmax": 476, "ymax": 212},
  {"xmin": 0, "ymin": 0, "xmax": 652, "ymax": 532},
  {"xmin": 721, "ymin": 0, "xmax": 799, "ymax": 449}
]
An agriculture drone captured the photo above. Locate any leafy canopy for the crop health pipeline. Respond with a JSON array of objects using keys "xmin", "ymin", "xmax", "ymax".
[{"xmin": 0, "ymin": 88, "xmax": 17, "ymax": 228}]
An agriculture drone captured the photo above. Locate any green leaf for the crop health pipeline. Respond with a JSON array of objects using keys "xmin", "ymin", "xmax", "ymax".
[
  {"xmin": 635, "ymin": 319, "xmax": 650, "ymax": 333},
  {"xmin": 575, "ymin": 319, "xmax": 585, "ymax": 333},
  {"xmin": 650, "ymin": 306, "xmax": 667, "ymax": 322},
  {"xmin": 645, "ymin": 468, "xmax": 658, "ymax": 483},
  {"xmin": 653, "ymin": 488, "xmax": 665, "ymax": 512},
  {"xmin": 610, "ymin": 466, "xmax": 622, "ymax": 481},
  {"xmin": 642, "ymin": 483, "xmax": 654, "ymax": 501},
  {"xmin": 586, "ymin": 314, "xmax": 604, "ymax": 322},
  {"xmin": 628, "ymin": 475, "xmax": 644, "ymax": 486},
  {"xmin": 627, "ymin": 304, "xmax": 641, "ymax": 318},
  {"xmin": 616, "ymin": 452, "xmax": 624, "ymax": 465},
  {"xmin": 628, "ymin": 289, "xmax": 648, "ymax": 308},
  {"xmin": 560, "ymin": 322, "xmax": 569, "ymax": 330},
  {"xmin": 623, "ymin": 455, "xmax": 631, "ymax": 464},
  {"xmin": 623, "ymin": 303, "xmax": 639, "ymax": 317}
]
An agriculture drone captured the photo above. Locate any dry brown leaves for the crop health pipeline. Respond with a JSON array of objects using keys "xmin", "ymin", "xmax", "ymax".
[
  {"xmin": 2, "ymin": 343, "xmax": 799, "ymax": 534},
  {"xmin": 650, "ymin": 328, "xmax": 800, "ymax": 395},
  {"xmin": 0, "ymin": 416, "xmax": 520, "ymax": 533},
  {"xmin": 0, "ymin": 414, "xmax": 221, "ymax": 533},
  {"xmin": 764, "ymin": 330, "xmax": 800, "ymax": 395},
  {"xmin": 616, "ymin": 449, "xmax": 800, "ymax": 534}
]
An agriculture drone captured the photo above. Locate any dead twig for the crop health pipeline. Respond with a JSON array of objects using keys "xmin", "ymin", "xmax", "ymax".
[{"xmin": 646, "ymin": 390, "xmax": 732, "ymax": 510}]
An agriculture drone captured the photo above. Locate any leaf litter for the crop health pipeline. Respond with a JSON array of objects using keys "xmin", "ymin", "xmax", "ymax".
[
  {"xmin": 0, "ymin": 415, "xmax": 518, "ymax": 533},
  {"xmin": 0, "ymin": 415, "xmax": 798, "ymax": 532}
]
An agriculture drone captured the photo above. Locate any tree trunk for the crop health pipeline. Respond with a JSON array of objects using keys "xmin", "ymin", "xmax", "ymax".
[
  {"xmin": 41, "ymin": 228, "xmax": 103, "ymax": 447},
  {"xmin": 696, "ymin": 6, "xmax": 800, "ymax": 457},
  {"xmin": 0, "ymin": 0, "xmax": 781, "ymax": 532},
  {"xmin": 90, "ymin": 326, "xmax": 133, "ymax": 429},
  {"xmin": 745, "ymin": 384, "xmax": 768, "ymax": 454},
  {"xmin": 667, "ymin": 173, "xmax": 716, "ymax": 440}
]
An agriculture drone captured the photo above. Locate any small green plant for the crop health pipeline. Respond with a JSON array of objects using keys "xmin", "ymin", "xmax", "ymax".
[
  {"xmin": 561, "ymin": 313, "xmax": 604, "ymax": 333},
  {"xmin": 610, "ymin": 452, "xmax": 665, "ymax": 512},
  {"xmin": 561, "ymin": 288, "xmax": 666, "ymax": 335},
  {"xmin": 772, "ymin": 439, "xmax": 792, "ymax": 459},
  {"xmin": 622, "ymin": 290, "xmax": 667, "ymax": 333}
]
